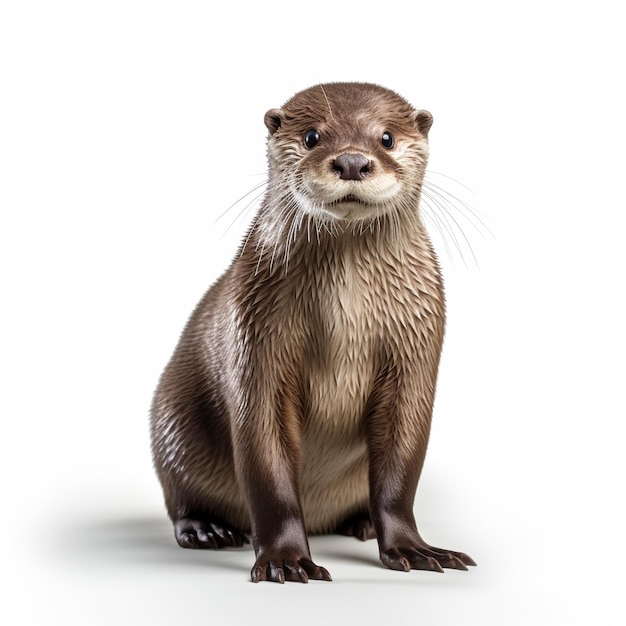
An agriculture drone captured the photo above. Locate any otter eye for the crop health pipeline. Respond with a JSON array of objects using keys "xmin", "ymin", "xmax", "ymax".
[
  {"xmin": 381, "ymin": 131, "xmax": 394, "ymax": 149},
  {"xmin": 303, "ymin": 129, "xmax": 320, "ymax": 149}
]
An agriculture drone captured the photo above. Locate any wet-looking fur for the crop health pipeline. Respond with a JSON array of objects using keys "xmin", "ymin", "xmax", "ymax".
[{"xmin": 150, "ymin": 82, "xmax": 475, "ymax": 583}]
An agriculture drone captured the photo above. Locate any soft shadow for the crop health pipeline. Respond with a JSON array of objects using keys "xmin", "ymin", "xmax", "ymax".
[{"xmin": 45, "ymin": 515, "xmax": 253, "ymax": 574}]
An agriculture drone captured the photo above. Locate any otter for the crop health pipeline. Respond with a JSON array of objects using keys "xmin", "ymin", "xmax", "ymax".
[{"xmin": 150, "ymin": 82, "xmax": 475, "ymax": 583}]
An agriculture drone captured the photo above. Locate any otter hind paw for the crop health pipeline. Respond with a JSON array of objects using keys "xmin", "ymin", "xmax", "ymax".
[{"xmin": 174, "ymin": 517, "xmax": 249, "ymax": 549}]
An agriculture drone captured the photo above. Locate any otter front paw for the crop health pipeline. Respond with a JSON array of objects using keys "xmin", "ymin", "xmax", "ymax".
[
  {"xmin": 380, "ymin": 540, "xmax": 476, "ymax": 573},
  {"xmin": 251, "ymin": 554, "xmax": 332, "ymax": 584}
]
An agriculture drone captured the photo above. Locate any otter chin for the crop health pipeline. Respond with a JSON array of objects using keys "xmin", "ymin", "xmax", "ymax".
[{"xmin": 150, "ymin": 82, "xmax": 476, "ymax": 583}]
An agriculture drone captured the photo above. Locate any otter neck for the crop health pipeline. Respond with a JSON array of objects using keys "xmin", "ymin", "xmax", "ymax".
[{"xmin": 244, "ymin": 189, "xmax": 433, "ymax": 278}]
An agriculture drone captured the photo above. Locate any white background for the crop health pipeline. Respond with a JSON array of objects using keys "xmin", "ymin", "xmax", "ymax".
[{"xmin": 2, "ymin": 1, "xmax": 624, "ymax": 624}]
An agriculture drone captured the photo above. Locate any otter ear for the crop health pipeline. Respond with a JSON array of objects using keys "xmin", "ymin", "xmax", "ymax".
[
  {"xmin": 264, "ymin": 108, "xmax": 285, "ymax": 136},
  {"xmin": 412, "ymin": 109, "xmax": 433, "ymax": 138}
]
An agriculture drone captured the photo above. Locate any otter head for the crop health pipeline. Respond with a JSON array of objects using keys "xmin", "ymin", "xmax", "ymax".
[{"xmin": 264, "ymin": 82, "xmax": 433, "ymax": 222}]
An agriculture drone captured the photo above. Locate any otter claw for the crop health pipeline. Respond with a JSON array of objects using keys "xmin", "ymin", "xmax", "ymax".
[
  {"xmin": 174, "ymin": 517, "xmax": 248, "ymax": 549},
  {"xmin": 381, "ymin": 542, "xmax": 475, "ymax": 573},
  {"xmin": 251, "ymin": 557, "xmax": 332, "ymax": 584}
]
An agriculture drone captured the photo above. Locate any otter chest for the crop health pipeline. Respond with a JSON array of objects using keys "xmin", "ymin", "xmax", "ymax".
[
  {"xmin": 302, "ymin": 257, "xmax": 392, "ymax": 431},
  {"xmin": 298, "ymin": 246, "xmax": 441, "ymax": 431}
]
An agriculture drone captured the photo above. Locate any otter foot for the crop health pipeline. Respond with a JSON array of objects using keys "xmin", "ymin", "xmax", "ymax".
[
  {"xmin": 380, "ymin": 538, "xmax": 476, "ymax": 573},
  {"xmin": 337, "ymin": 512, "xmax": 376, "ymax": 541},
  {"xmin": 251, "ymin": 553, "xmax": 332, "ymax": 584},
  {"xmin": 174, "ymin": 517, "xmax": 249, "ymax": 549}
]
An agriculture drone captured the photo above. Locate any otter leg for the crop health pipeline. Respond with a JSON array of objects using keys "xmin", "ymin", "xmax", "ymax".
[
  {"xmin": 246, "ymin": 492, "xmax": 332, "ymax": 584},
  {"xmin": 174, "ymin": 516, "xmax": 249, "ymax": 549},
  {"xmin": 365, "ymin": 368, "xmax": 476, "ymax": 572},
  {"xmin": 233, "ymin": 394, "xmax": 332, "ymax": 584}
]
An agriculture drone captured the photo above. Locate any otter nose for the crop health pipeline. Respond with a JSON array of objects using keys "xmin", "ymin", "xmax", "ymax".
[{"xmin": 332, "ymin": 153, "xmax": 371, "ymax": 180}]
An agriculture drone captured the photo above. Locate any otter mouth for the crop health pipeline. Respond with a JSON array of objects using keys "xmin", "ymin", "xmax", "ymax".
[
  {"xmin": 335, "ymin": 194, "xmax": 366, "ymax": 205},
  {"xmin": 321, "ymin": 194, "xmax": 381, "ymax": 221}
]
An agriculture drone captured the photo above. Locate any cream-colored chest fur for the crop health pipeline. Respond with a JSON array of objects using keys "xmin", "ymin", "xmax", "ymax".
[
  {"xmin": 301, "ymin": 235, "xmax": 440, "ymax": 430},
  {"xmin": 305, "ymin": 255, "xmax": 374, "ymax": 430},
  {"xmin": 295, "ymin": 235, "xmax": 442, "ymax": 530},
  {"xmin": 298, "ymin": 256, "xmax": 374, "ymax": 529}
]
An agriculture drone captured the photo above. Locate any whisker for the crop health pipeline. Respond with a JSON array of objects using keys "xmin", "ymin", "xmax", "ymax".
[
  {"xmin": 214, "ymin": 179, "xmax": 267, "ymax": 224},
  {"xmin": 281, "ymin": 202, "xmax": 301, "ymax": 271},
  {"xmin": 240, "ymin": 211, "xmax": 261, "ymax": 256},
  {"xmin": 427, "ymin": 170, "xmax": 474, "ymax": 193},
  {"xmin": 421, "ymin": 190, "xmax": 471, "ymax": 261},
  {"xmin": 269, "ymin": 205, "xmax": 293, "ymax": 274},
  {"xmin": 420, "ymin": 195, "xmax": 460, "ymax": 265},
  {"xmin": 425, "ymin": 172, "xmax": 493, "ymax": 237},
  {"xmin": 419, "ymin": 172, "xmax": 493, "ymax": 268},
  {"xmin": 254, "ymin": 240, "xmax": 266, "ymax": 276}
]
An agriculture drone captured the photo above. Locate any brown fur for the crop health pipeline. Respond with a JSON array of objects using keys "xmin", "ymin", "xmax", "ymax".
[{"xmin": 150, "ymin": 82, "xmax": 475, "ymax": 583}]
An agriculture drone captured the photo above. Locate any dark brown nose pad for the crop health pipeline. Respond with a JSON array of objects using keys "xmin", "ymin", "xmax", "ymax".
[{"xmin": 332, "ymin": 153, "xmax": 371, "ymax": 180}]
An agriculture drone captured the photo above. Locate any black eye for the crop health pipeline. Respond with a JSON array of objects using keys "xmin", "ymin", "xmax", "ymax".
[
  {"xmin": 381, "ymin": 131, "xmax": 394, "ymax": 149},
  {"xmin": 303, "ymin": 129, "xmax": 320, "ymax": 149}
]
